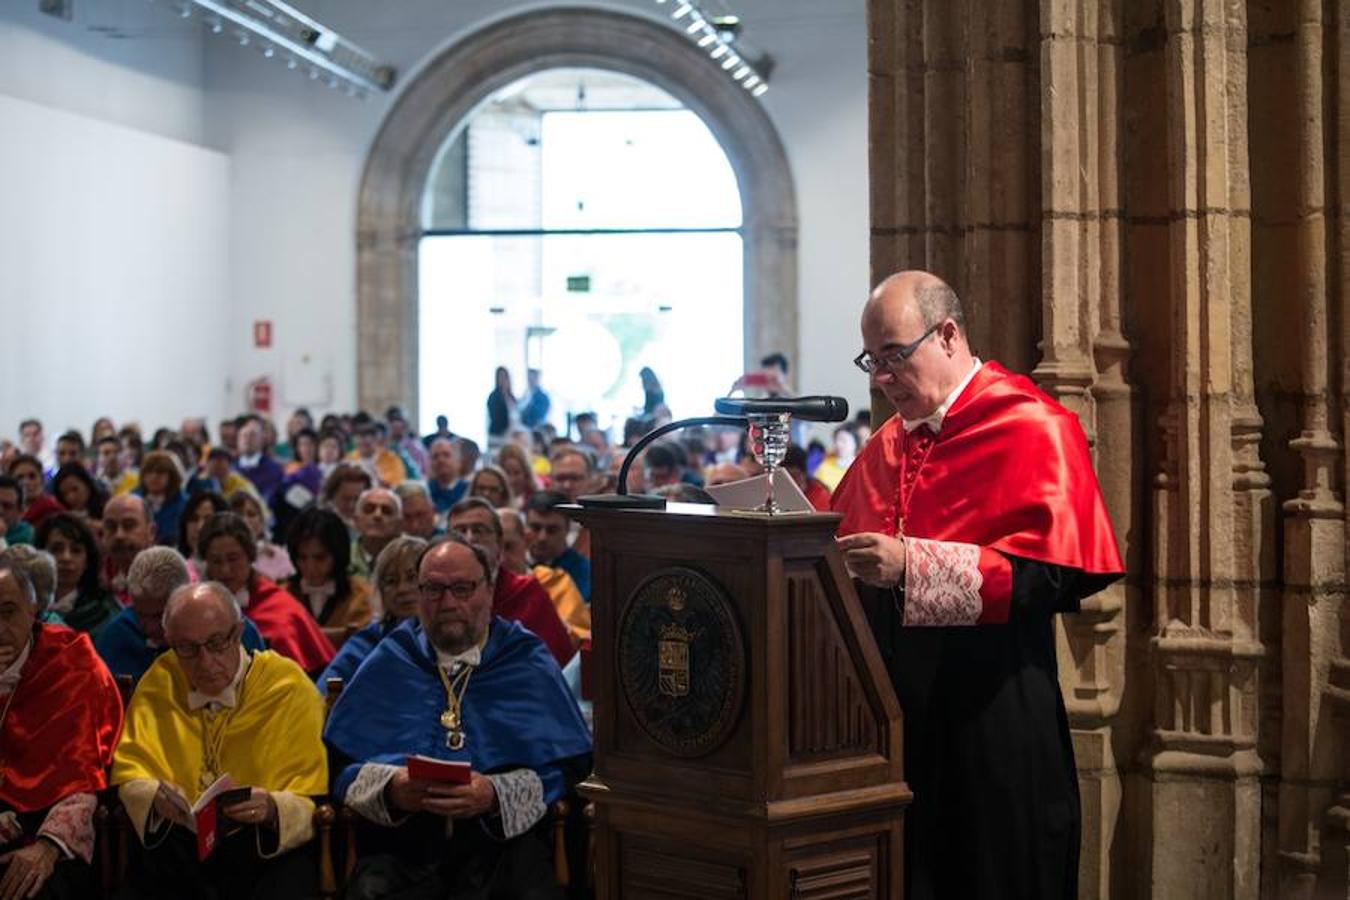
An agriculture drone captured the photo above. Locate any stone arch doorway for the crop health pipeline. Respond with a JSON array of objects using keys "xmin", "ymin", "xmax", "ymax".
[{"xmin": 356, "ymin": 6, "xmax": 798, "ymax": 420}]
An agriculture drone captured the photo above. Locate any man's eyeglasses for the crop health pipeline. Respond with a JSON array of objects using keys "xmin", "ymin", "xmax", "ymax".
[
  {"xmin": 171, "ymin": 624, "xmax": 240, "ymax": 659},
  {"xmin": 451, "ymin": 523, "xmax": 497, "ymax": 539},
  {"xmin": 419, "ymin": 578, "xmax": 484, "ymax": 602},
  {"xmin": 853, "ymin": 324, "xmax": 941, "ymax": 375}
]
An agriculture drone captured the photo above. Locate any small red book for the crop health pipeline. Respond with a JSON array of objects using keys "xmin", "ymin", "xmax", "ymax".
[{"xmin": 406, "ymin": 754, "xmax": 471, "ymax": 784}]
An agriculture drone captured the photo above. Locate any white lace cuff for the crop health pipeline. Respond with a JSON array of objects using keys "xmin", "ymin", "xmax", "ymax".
[
  {"xmin": 903, "ymin": 538, "xmax": 984, "ymax": 627},
  {"xmin": 486, "ymin": 769, "xmax": 546, "ymax": 839},
  {"xmin": 344, "ymin": 763, "xmax": 404, "ymax": 827}
]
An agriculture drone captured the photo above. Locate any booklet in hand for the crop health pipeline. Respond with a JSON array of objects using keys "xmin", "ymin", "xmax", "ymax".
[
  {"xmin": 406, "ymin": 754, "xmax": 472, "ymax": 784},
  {"xmin": 183, "ymin": 773, "xmax": 238, "ymax": 861}
]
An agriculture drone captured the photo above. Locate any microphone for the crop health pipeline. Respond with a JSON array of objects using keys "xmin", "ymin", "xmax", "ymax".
[{"xmin": 713, "ymin": 395, "xmax": 850, "ymax": 422}]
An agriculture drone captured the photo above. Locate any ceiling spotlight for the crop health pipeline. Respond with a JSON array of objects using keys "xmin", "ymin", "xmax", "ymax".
[
  {"xmin": 711, "ymin": 15, "xmax": 741, "ymax": 43},
  {"xmin": 743, "ymin": 75, "xmax": 760, "ymax": 88},
  {"xmin": 262, "ymin": 46, "xmax": 274, "ymax": 58},
  {"xmin": 208, "ymin": 18, "xmax": 222, "ymax": 33},
  {"xmin": 236, "ymin": 31, "xmax": 249, "ymax": 46},
  {"xmin": 286, "ymin": 58, "xmax": 298, "ymax": 69}
]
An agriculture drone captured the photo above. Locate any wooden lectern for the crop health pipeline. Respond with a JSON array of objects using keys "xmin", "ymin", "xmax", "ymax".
[{"xmin": 572, "ymin": 502, "xmax": 908, "ymax": 899}]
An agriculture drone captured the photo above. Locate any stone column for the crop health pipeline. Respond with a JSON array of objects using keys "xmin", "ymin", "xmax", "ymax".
[
  {"xmin": 1032, "ymin": 2, "xmax": 1133, "ymax": 896},
  {"xmin": 1143, "ymin": 2, "xmax": 1267, "ymax": 898},
  {"xmin": 1274, "ymin": 1, "xmax": 1347, "ymax": 896}
]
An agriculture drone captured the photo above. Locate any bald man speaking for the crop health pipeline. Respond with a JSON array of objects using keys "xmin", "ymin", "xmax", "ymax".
[{"xmin": 833, "ymin": 271, "xmax": 1124, "ymax": 900}]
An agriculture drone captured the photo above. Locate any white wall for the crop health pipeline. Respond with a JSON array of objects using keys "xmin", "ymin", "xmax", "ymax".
[
  {"xmin": 201, "ymin": 0, "xmax": 871, "ymax": 428},
  {"xmin": 0, "ymin": 3, "xmax": 233, "ymax": 441},
  {"xmin": 0, "ymin": 94, "xmax": 231, "ymax": 438}
]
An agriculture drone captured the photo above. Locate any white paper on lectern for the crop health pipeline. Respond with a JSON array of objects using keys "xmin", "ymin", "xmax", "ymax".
[{"xmin": 705, "ymin": 469, "xmax": 814, "ymax": 513}]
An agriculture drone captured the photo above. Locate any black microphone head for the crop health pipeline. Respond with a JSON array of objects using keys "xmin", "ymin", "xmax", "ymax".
[{"xmin": 712, "ymin": 395, "xmax": 849, "ymax": 422}]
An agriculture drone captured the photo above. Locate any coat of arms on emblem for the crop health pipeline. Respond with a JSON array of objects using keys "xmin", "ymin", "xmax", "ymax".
[{"xmin": 658, "ymin": 623, "xmax": 693, "ymax": 697}]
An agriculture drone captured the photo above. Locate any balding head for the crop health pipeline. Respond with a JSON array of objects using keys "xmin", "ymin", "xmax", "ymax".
[
  {"xmin": 163, "ymin": 581, "xmax": 244, "ymax": 695},
  {"xmin": 103, "ymin": 493, "xmax": 156, "ymax": 573},
  {"xmin": 860, "ymin": 270, "xmax": 975, "ymax": 422}
]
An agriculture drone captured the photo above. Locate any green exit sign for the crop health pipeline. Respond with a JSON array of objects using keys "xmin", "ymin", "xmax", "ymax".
[{"xmin": 567, "ymin": 275, "xmax": 591, "ymax": 293}]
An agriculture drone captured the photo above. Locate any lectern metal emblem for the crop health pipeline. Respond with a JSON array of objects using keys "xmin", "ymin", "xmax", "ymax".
[
  {"xmin": 658, "ymin": 624, "xmax": 692, "ymax": 697},
  {"xmin": 618, "ymin": 567, "xmax": 745, "ymax": 757}
]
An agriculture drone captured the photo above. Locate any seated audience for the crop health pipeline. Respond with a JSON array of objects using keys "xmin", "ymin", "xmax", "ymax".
[
  {"xmin": 425, "ymin": 438, "xmax": 467, "ymax": 513},
  {"xmin": 95, "ymin": 434, "xmax": 138, "ymax": 497},
  {"xmin": 321, "ymin": 462, "xmax": 373, "ymax": 535},
  {"xmin": 97, "ymin": 546, "xmax": 265, "ymax": 684},
  {"xmin": 134, "ymin": 451, "xmax": 188, "ymax": 548},
  {"xmin": 349, "ymin": 422, "xmax": 410, "ymax": 489},
  {"xmin": 323, "ymin": 537, "xmax": 592, "ymax": 900},
  {"xmin": 111, "ymin": 581, "xmax": 327, "ymax": 898},
  {"xmin": 395, "ymin": 480, "xmax": 441, "ymax": 540},
  {"xmin": 198, "ymin": 512, "xmax": 334, "ymax": 675},
  {"xmin": 53, "ymin": 431, "xmax": 85, "ymax": 472},
  {"xmin": 448, "ymin": 498, "xmax": 574, "ymax": 667},
  {"xmin": 783, "ymin": 444, "xmax": 832, "ymax": 511},
  {"xmin": 318, "ymin": 535, "xmax": 426, "ymax": 692},
  {"xmin": 205, "ymin": 448, "xmax": 252, "ymax": 499},
  {"xmin": 6, "ymin": 456, "xmax": 61, "ymax": 527},
  {"xmin": 498, "ymin": 507, "xmax": 590, "ymax": 646},
  {"xmin": 0, "ymin": 561, "xmax": 123, "ymax": 899},
  {"xmin": 234, "ymin": 416, "xmax": 286, "ymax": 504},
  {"xmin": 0, "ymin": 544, "xmax": 64, "ymax": 625},
  {"xmin": 526, "ymin": 491, "xmax": 591, "ymax": 601},
  {"xmin": 812, "ymin": 424, "xmax": 859, "ymax": 493},
  {"xmin": 100, "ymin": 494, "xmax": 157, "ymax": 601},
  {"xmin": 386, "ymin": 407, "xmax": 428, "ymax": 477},
  {"xmin": 467, "ymin": 465, "xmax": 511, "ymax": 510},
  {"xmin": 495, "ymin": 443, "xmax": 538, "ymax": 509},
  {"xmin": 0, "ymin": 475, "xmax": 33, "ymax": 547},
  {"xmin": 36, "ymin": 512, "xmax": 121, "ymax": 634},
  {"xmin": 316, "ymin": 430, "xmax": 345, "ymax": 481},
  {"xmin": 546, "ymin": 447, "xmax": 595, "ymax": 504},
  {"xmin": 285, "ymin": 508, "xmax": 375, "ymax": 646},
  {"xmin": 350, "ymin": 487, "xmax": 402, "ymax": 579},
  {"xmin": 706, "ymin": 461, "xmax": 749, "ymax": 486},
  {"xmin": 177, "ymin": 490, "xmax": 228, "ymax": 580},
  {"xmin": 51, "ymin": 462, "xmax": 107, "ymax": 522},
  {"xmin": 229, "ymin": 489, "xmax": 294, "ymax": 584}
]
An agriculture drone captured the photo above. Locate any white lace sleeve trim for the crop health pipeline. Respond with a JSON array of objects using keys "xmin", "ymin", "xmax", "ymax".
[{"xmin": 903, "ymin": 538, "xmax": 984, "ymax": 627}]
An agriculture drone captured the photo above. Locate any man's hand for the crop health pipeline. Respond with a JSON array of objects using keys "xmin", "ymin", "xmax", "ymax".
[
  {"xmin": 151, "ymin": 784, "xmax": 193, "ymax": 831},
  {"xmin": 419, "ymin": 773, "xmax": 497, "ymax": 820},
  {"xmin": 386, "ymin": 768, "xmax": 496, "ymax": 819},
  {"xmin": 220, "ymin": 787, "xmax": 278, "ymax": 830},
  {"xmin": 0, "ymin": 839, "xmax": 59, "ymax": 900},
  {"xmin": 836, "ymin": 532, "xmax": 907, "ymax": 588}
]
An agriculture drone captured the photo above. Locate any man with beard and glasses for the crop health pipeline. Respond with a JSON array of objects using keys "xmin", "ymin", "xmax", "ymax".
[{"xmin": 323, "ymin": 537, "xmax": 591, "ymax": 899}]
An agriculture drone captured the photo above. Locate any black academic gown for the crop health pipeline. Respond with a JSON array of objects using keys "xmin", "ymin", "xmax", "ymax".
[{"xmin": 861, "ymin": 556, "xmax": 1109, "ymax": 900}]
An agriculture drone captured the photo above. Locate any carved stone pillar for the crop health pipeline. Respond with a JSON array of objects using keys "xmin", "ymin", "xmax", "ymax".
[
  {"xmin": 1032, "ymin": 2, "xmax": 1132, "ymax": 896},
  {"xmin": 1143, "ymin": 2, "xmax": 1267, "ymax": 899},
  {"xmin": 1273, "ymin": 1, "xmax": 1348, "ymax": 896}
]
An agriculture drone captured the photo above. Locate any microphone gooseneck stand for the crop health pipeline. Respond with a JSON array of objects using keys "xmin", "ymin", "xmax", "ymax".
[{"xmin": 576, "ymin": 415, "xmax": 747, "ymax": 510}]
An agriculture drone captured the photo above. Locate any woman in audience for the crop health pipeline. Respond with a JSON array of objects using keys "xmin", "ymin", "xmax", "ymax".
[
  {"xmin": 640, "ymin": 365, "xmax": 666, "ymax": 415},
  {"xmin": 284, "ymin": 427, "xmax": 319, "ymax": 477},
  {"xmin": 7, "ymin": 454, "xmax": 62, "ymax": 526},
  {"xmin": 34, "ymin": 512, "xmax": 120, "ymax": 634},
  {"xmin": 317, "ymin": 534, "xmax": 425, "ymax": 692},
  {"xmin": 134, "ymin": 450, "xmax": 187, "ymax": 546},
  {"xmin": 177, "ymin": 489, "xmax": 227, "ymax": 579},
  {"xmin": 198, "ymin": 511, "xmax": 334, "ymax": 674},
  {"xmin": 90, "ymin": 416, "xmax": 117, "ymax": 446},
  {"xmin": 284, "ymin": 507, "xmax": 375, "ymax": 647},
  {"xmin": 317, "ymin": 429, "xmax": 345, "ymax": 479},
  {"xmin": 320, "ymin": 461, "xmax": 373, "ymax": 534},
  {"xmin": 51, "ymin": 462, "xmax": 107, "ymax": 520},
  {"xmin": 229, "ymin": 487, "xmax": 294, "ymax": 583},
  {"xmin": 812, "ymin": 423, "xmax": 859, "ymax": 493},
  {"xmin": 486, "ymin": 365, "xmax": 518, "ymax": 448},
  {"xmin": 496, "ymin": 443, "xmax": 538, "ymax": 508},
  {"xmin": 468, "ymin": 464, "xmax": 511, "ymax": 509}
]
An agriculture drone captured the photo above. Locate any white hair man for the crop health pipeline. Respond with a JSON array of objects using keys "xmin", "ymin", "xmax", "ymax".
[
  {"xmin": 111, "ymin": 581, "xmax": 328, "ymax": 897},
  {"xmin": 95, "ymin": 546, "xmax": 266, "ymax": 683}
]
